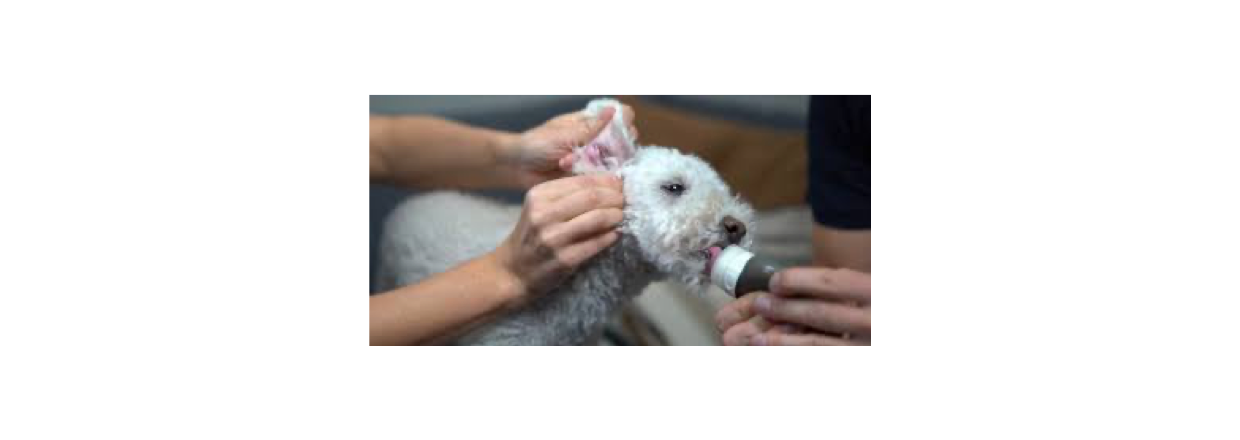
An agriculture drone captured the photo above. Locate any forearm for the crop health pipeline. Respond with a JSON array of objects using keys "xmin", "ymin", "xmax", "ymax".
[
  {"xmin": 370, "ymin": 115, "xmax": 521, "ymax": 189},
  {"xmin": 369, "ymin": 252, "xmax": 525, "ymax": 345},
  {"xmin": 370, "ymin": 143, "xmax": 390, "ymax": 181},
  {"xmin": 810, "ymin": 224, "xmax": 871, "ymax": 273}
]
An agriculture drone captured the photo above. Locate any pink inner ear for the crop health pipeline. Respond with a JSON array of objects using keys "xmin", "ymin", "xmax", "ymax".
[
  {"xmin": 581, "ymin": 143, "xmax": 605, "ymax": 168},
  {"xmin": 567, "ymin": 122, "xmax": 629, "ymax": 173},
  {"xmin": 571, "ymin": 103, "xmax": 636, "ymax": 174}
]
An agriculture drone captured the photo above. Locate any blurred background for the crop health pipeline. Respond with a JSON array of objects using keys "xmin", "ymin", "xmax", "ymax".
[{"xmin": 370, "ymin": 96, "xmax": 815, "ymax": 345}]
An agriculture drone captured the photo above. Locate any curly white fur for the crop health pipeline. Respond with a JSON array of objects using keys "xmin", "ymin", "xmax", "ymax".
[{"xmin": 376, "ymin": 99, "xmax": 754, "ymax": 345}]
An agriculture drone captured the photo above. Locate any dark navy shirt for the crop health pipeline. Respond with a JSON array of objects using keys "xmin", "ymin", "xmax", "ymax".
[{"xmin": 806, "ymin": 96, "xmax": 871, "ymax": 230}]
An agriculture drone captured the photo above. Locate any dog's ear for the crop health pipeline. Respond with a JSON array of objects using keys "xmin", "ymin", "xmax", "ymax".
[{"xmin": 571, "ymin": 99, "xmax": 637, "ymax": 175}]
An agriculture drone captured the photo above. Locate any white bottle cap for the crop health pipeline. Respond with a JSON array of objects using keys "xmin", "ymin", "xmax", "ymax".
[{"xmin": 710, "ymin": 246, "xmax": 755, "ymax": 295}]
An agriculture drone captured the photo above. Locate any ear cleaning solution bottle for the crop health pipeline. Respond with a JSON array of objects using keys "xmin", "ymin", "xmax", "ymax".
[{"xmin": 709, "ymin": 246, "xmax": 785, "ymax": 297}]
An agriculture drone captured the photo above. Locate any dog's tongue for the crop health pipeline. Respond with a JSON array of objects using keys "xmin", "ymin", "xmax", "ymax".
[{"xmin": 704, "ymin": 246, "xmax": 723, "ymax": 275}]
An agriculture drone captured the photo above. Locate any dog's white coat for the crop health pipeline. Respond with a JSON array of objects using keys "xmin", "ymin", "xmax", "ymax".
[{"xmin": 376, "ymin": 99, "xmax": 754, "ymax": 345}]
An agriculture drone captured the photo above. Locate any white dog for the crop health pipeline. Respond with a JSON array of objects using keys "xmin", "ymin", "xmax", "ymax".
[{"xmin": 376, "ymin": 99, "xmax": 755, "ymax": 345}]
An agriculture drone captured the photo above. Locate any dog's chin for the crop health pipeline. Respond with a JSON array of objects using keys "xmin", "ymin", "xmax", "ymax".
[
  {"xmin": 675, "ymin": 270, "xmax": 708, "ymax": 286},
  {"xmin": 666, "ymin": 258, "xmax": 717, "ymax": 296},
  {"xmin": 640, "ymin": 243, "xmax": 721, "ymax": 295},
  {"xmin": 644, "ymin": 254, "xmax": 708, "ymax": 289},
  {"xmin": 666, "ymin": 272, "xmax": 711, "ymax": 297}
]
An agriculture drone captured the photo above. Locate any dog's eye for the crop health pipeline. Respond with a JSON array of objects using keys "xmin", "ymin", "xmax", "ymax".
[{"xmin": 661, "ymin": 183, "xmax": 685, "ymax": 195}]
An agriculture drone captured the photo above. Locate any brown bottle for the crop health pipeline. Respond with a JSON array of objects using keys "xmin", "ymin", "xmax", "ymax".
[{"xmin": 709, "ymin": 246, "xmax": 784, "ymax": 297}]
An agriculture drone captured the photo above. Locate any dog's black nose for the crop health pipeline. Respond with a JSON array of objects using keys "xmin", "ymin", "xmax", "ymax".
[{"xmin": 721, "ymin": 216, "xmax": 747, "ymax": 244}]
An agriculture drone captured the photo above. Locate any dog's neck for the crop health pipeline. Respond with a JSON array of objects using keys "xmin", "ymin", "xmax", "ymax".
[
  {"xmin": 576, "ymin": 233, "xmax": 659, "ymax": 298},
  {"xmin": 465, "ymin": 233, "xmax": 665, "ymax": 345}
]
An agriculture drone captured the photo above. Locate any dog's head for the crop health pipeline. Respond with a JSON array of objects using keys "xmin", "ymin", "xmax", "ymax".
[{"xmin": 571, "ymin": 99, "xmax": 755, "ymax": 287}]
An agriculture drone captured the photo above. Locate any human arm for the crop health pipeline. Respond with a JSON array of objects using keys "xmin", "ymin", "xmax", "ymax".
[{"xmin": 715, "ymin": 267, "xmax": 871, "ymax": 346}]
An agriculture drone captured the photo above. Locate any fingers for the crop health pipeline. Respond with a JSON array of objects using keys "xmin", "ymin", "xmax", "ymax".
[
  {"xmin": 545, "ymin": 186, "xmax": 624, "ymax": 224},
  {"xmin": 528, "ymin": 173, "xmax": 622, "ymax": 202},
  {"xmin": 770, "ymin": 267, "xmax": 871, "ymax": 304},
  {"xmin": 773, "ymin": 323, "xmax": 805, "ymax": 334},
  {"xmin": 721, "ymin": 316, "xmax": 773, "ymax": 346},
  {"xmin": 558, "ymin": 153, "xmax": 575, "ymax": 172},
  {"xmin": 721, "ymin": 321, "xmax": 761, "ymax": 346},
  {"xmin": 555, "ymin": 230, "xmax": 620, "ymax": 268},
  {"xmin": 715, "ymin": 293, "xmax": 758, "ymax": 333},
  {"xmin": 548, "ymin": 207, "xmax": 624, "ymax": 247},
  {"xmin": 753, "ymin": 293, "xmax": 870, "ymax": 336},
  {"xmin": 754, "ymin": 328, "xmax": 858, "ymax": 346}
]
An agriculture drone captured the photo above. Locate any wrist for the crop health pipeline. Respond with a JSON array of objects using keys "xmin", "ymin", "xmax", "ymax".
[
  {"xmin": 480, "ymin": 245, "xmax": 528, "ymax": 310},
  {"xmin": 490, "ymin": 131, "xmax": 526, "ymax": 189},
  {"xmin": 490, "ymin": 130, "xmax": 521, "ymax": 166}
]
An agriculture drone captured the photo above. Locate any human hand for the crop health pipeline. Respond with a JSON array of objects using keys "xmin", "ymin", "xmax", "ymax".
[
  {"xmin": 499, "ymin": 103, "xmax": 638, "ymax": 188},
  {"xmin": 715, "ymin": 267, "xmax": 871, "ymax": 346}
]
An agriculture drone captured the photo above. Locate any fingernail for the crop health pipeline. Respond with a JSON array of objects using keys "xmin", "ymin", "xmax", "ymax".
[
  {"xmin": 750, "ymin": 334, "xmax": 767, "ymax": 346},
  {"xmin": 769, "ymin": 272, "xmax": 782, "ymax": 293},
  {"xmin": 754, "ymin": 295, "xmax": 772, "ymax": 314}
]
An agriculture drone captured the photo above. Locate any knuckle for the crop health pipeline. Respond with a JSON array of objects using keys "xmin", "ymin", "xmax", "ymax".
[
  {"xmin": 590, "ymin": 173, "xmax": 610, "ymax": 188},
  {"xmin": 537, "ymin": 229, "xmax": 557, "ymax": 246},
  {"xmin": 528, "ymin": 185, "xmax": 547, "ymax": 201},
  {"xmin": 531, "ymin": 239, "xmax": 555, "ymax": 260},
  {"xmin": 773, "ymin": 272, "xmax": 790, "ymax": 293},
  {"xmin": 592, "ymin": 210, "xmax": 612, "ymax": 229},
  {"xmin": 553, "ymin": 250, "xmax": 576, "ymax": 270},
  {"xmin": 528, "ymin": 211, "xmax": 548, "ymax": 227},
  {"xmin": 583, "ymin": 189, "xmax": 601, "ymax": 205}
]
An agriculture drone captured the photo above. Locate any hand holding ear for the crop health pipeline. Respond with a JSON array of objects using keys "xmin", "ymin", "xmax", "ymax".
[{"xmin": 499, "ymin": 103, "xmax": 637, "ymax": 188}]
